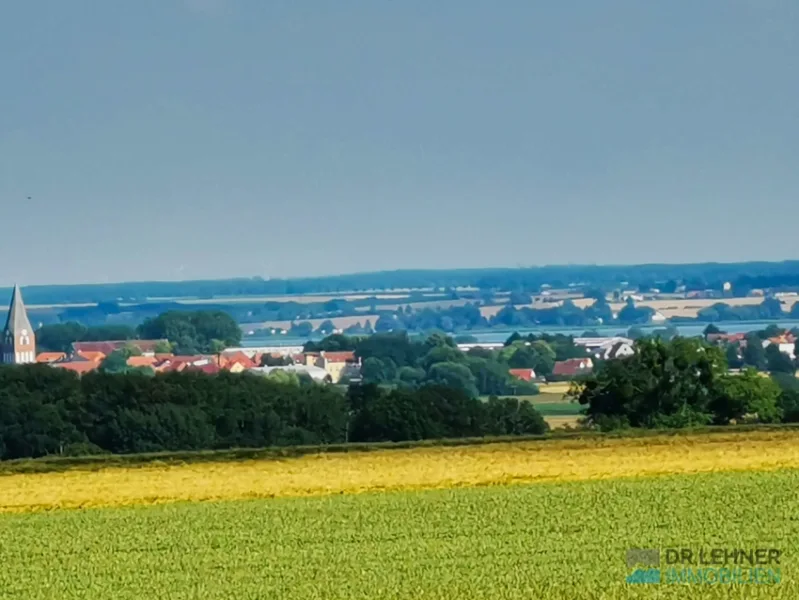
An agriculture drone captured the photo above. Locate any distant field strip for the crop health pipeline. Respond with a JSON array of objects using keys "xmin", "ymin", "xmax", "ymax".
[{"xmin": 2, "ymin": 431, "xmax": 799, "ymax": 513}]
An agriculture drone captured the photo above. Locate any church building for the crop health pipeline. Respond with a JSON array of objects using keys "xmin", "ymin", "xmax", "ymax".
[{"xmin": 1, "ymin": 285, "xmax": 36, "ymax": 364}]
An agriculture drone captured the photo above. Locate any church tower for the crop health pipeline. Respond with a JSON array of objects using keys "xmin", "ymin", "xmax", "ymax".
[{"xmin": 1, "ymin": 285, "xmax": 36, "ymax": 364}]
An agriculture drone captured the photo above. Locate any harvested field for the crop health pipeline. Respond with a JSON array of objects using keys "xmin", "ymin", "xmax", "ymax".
[{"xmin": 3, "ymin": 430, "xmax": 799, "ymax": 513}]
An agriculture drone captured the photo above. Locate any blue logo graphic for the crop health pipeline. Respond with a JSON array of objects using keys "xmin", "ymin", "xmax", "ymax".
[
  {"xmin": 626, "ymin": 548, "xmax": 661, "ymax": 585},
  {"xmin": 626, "ymin": 568, "xmax": 661, "ymax": 584}
]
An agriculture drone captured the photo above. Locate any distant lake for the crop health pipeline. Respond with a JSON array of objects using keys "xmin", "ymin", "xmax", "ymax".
[
  {"xmin": 464, "ymin": 320, "xmax": 799, "ymax": 343},
  {"xmin": 241, "ymin": 320, "xmax": 799, "ymax": 347}
]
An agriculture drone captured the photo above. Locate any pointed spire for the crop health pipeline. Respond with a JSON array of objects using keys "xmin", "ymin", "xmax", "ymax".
[{"xmin": 4, "ymin": 284, "xmax": 33, "ymax": 338}]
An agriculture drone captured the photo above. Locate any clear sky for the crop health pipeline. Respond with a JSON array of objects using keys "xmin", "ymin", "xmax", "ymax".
[{"xmin": 1, "ymin": 0, "xmax": 797, "ymax": 285}]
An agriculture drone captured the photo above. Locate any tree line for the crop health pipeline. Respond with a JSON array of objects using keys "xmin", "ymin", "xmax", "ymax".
[
  {"xmin": 0, "ymin": 365, "xmax": 548, "ymax": 461},
  {"xmin": 571, "ymin": 337, "xmax": 799, "ymax": 430},
  {"xmin": 36, "ymin": 311, "xmax": 242, "ymax": 355}
]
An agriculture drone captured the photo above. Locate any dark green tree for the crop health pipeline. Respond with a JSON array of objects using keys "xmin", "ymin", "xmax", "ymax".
[
  {"xmin": 742, "ymin": 334, "xmax": 767, "ymax": 370},
  {"xmin": 484, "ymin": 396, "xmax": 548, "ymax": 435},
  {"xmin": 711, "ymin": 369, "xmax": 782, "ymax": 424},
  {"xmin": 571, "ymin": 338, "xmax": 726, "ymax": 429},
  {"xmin": 725, "ymin": 344, "xmax": 743, "ymax": 369},
  {"xmin": 99, "ymin": 350, "xmax": 130, "ymax": 373},
  {"xmin": 424, "ymin": 362, "xmax": 479, "ymax": 398},
  {"xmin": 766, "ymin": 345, "xmax": 795, "ymax": 374},
  {"xmin": 360, "ymin": 357, "xmax": 397, "ymax": 384}
]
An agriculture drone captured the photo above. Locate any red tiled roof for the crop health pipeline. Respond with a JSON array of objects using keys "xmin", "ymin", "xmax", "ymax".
[
  {"xmin": 154, "ymin": 355, "xmax": 214, "ymax": 372},
  {"xmin": 72, "ymin": 340, "xmax": 167, "ymax": 355},
  {"xmin": 707, "ymin": 333, "xmax": 746, "ymax": 344},
  {"xmin": 52, "ymin": 361, "xmax": 100, "ymax": 375},
  {"xmin": 36, "ymin": 352, "xmax": 67, "ymax": 363},
  {"xmin": 77, "ymin": 351, "xmax": 106, "ymax": 363},
  {"xmin": 190, "ymin": 363, "xmax": 221, "ymax": 375},
  {"xmin": 552, "ymin": 358, "xmax": 593, "ymax": 377},
  {"xmin": 221, "ymin": 351, "xmax": 256, "ymax": 369},
  {"xmin": 508, "ymin": 368, "xmax": 536, "ymax": 382},
  {"xmin": 320, "ymin": 351, "xmax": 356, "ymax": 363},
  {"xmin": 127, "ymin": 356, "xmax": 158, "ymax": 368}
]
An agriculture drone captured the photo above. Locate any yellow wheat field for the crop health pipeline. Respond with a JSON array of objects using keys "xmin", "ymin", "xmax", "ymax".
[{"xmin": 2, "ymin": 431, "xmax": 799, "ymax": 513}]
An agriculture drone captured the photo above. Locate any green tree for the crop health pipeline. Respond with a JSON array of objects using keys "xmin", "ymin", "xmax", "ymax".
[
  {"xmin": 361, "ymin": 357, "xmax": 397, "ymax": 384},
  {"xmin": 742, "ymin": 334, "xmax": 767, "ymax": 370},
  {"xmin": 265, "ymin": 369, "xmax": 301, "ymax": 386},
  {"xmin": 617, "ymin": 298, "xmax": 655, "ymax": 325},
  {"xmin": 289, "ymin": 321, "xmax": 313, "ymax": 338},
  {"xmin": 572, "ymin": 338, "xmax": 726, "ymax": 429},
  {"xmin": 154, "ymin": 340, "xmax": 173, "ymax": 354},
  {"xmin": 508, "ymin": 291, "xmax": 532, "ymax": 305},
  {"xmin": 120, "ymin": 343, "xmax": 143, "ymax": 358},
  {"xmin": 261, "ymin": 354, "xmax": 293, "ymax": 367},
  {"xmin": 465, "ymin": 357, "xmax": 528, "ymax": 396},
  {"xmin": 424, "ymin": 362, "xmax": 479, "ymax": 398},
  {"xmin": 712, "ymin": 369, "xmax": 782, "ymax": 424},
  {"xmin": 137, "ymin": 311, "xmax": 240, "ymax": 354},
  {"xmin": 766, "ymin": 345, "xmax": 795, "ymax": 374},
  {"xmin": 305, "ymin": 334, "xmax": 358, "ymax": 352},
  {"xmin": 99, "ymin": 350, "xmax": 130, "ymax": 374},
  {"xmin": 759, "ymin": 324, "xmax": 784, "ymax": 340},
  {"xmin": 316, "ymin": 320, "xmax": 336, "ymax": 335},
  {"xmin": 484, "ymin": 396, "xmax": 548, "ymax": 435},
  {"xmin": 725, "ymin": 344, "xmax": 743, "ymax": 369},
  {"xmin": 356, "ymin": 331, "xmax": 422, "ymax": 369},
  {"xmin": 530, "ymin": 341, "xmax": 556, "ymax": 375},
  {"xmin": 83, "ymin": 325, "xmax": 137, "ymax": 342},
  {"xmin": 419, "ymin": 345, "xmax": 464, "ymax": 371},
  {"xmin": 779, "ymin": 390, "xmax": 799, "ymax": 423},
  {"xmin": 397, "ymin": 366, "xmax": 426, "ymax": 387},
  {"xmin": 35, "ymin": 322, "xmax": 88, "ymax": 353}
]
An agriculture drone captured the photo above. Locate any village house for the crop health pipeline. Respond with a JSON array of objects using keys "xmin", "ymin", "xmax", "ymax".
[
  {"xmin": 51, "ymin": 350, "xmax": 102, "ymax": 374},
  {"xmin": 249, "ymin": 364, "xmax": 332, "ymax": 383},
  {"xmin": 573, "ymin": 337, "xmax": 634, "ymax": 360},
  {"xmin": 303, "ymin": 350, "xmax": 361, "ymax": 383},
  {"xmin": 36, "ymin": 352, "xmax": 67, "ymax": 364},
  {"xmin": 706, "ymin": 332, "xmax": 747, "ymax": 345},
  {"xmin": 552, "ymin": 358, "xmax": 594, "ymax": 378},
  {"xmin": 597, "ymin": 340, "xmax": 635, "ymax": 361},
  {"xmin": 508, "ymin": 368, "xmax": 536, "ymax": 382}
]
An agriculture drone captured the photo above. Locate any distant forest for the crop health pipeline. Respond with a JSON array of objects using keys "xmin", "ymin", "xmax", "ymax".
[{"xmin": 5, "ymin": 261, "xmax": 799, "ymax": 305}]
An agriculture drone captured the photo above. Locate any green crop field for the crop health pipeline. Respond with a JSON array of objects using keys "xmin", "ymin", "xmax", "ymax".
[{"xmin": 1, "ymin": 469, "xmax": 797, "ymax": 599}]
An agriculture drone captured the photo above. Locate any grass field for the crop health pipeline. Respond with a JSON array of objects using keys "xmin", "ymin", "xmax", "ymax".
[
  {"xmin": 1, "ymin": 469, "xmax": 796, "ymax": 599},
  {"xmin": 528, "ymin": 385, "xmax": 582, "ymax": 427}
]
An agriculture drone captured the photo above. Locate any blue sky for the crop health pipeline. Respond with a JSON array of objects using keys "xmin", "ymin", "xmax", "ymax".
[{"xmin": 1, "ymin": 0, "xmax": 797, "ymax": 285}]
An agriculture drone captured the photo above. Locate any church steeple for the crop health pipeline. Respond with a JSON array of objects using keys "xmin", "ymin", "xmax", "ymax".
[{"xmin": 2, "ymin": 285, "xmax": 36, "ymax": 364}]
